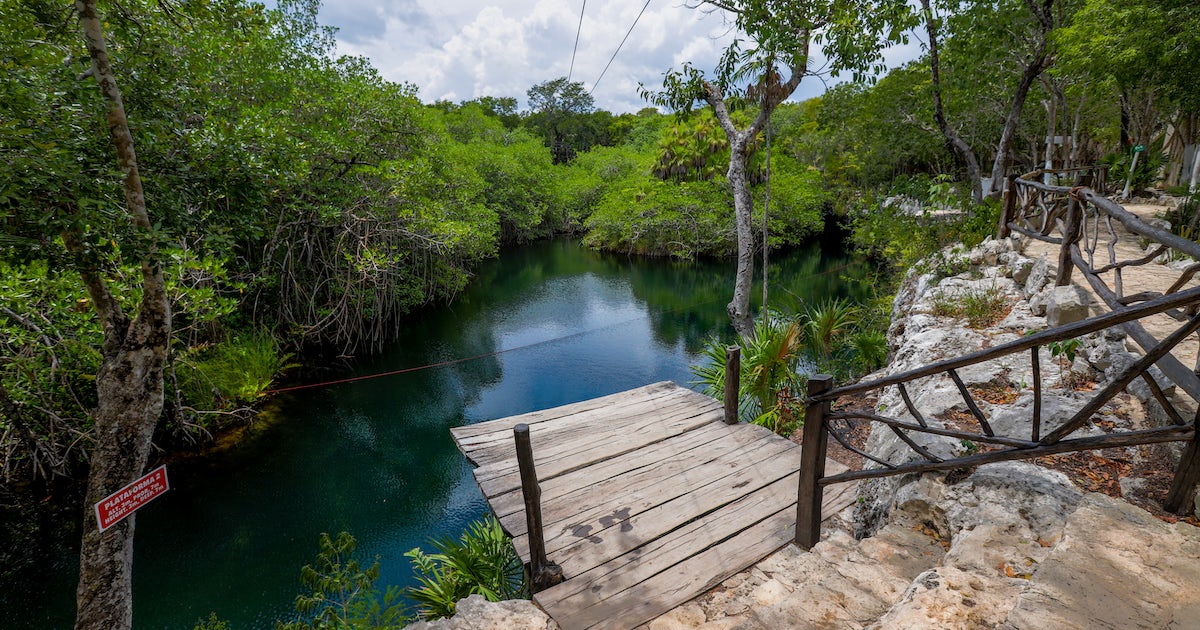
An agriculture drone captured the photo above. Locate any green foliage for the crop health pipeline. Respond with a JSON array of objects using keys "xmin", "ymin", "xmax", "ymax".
[
  {"xmin": 176, "ymin": 331, "xmax": 293, "ymax": 412},
  {"xmin": 1103, "ymin": 148, "xmax": 1167, "ymax": 195},
  {"xmin": 1047, "ymin": 338, "xmax": 1081, "ymax": 363},
  {"xmin": 193, "ymin": 613, "xmax": 231, "ymax": 630},
  {"xmin": 693, "ymin": 314, "xmax": 807, "ymax": 434},
  {"xmin": 404, "ymin": 516, "xmax": 526, "ymax": 621},
  {"xmin": 1160, "ymin": 194, "xmax": 1200, "ymax": 242},
  {"xmin": 581, "ymin": 150, "xmax": 826, "ymax": 259},
  {"xmin": 276, "ymin": 531, "xmax": 409, "ymax": 630},
  {"xmin": 584, "ymin": 178, "xmax": 736, "ymax": 258}
]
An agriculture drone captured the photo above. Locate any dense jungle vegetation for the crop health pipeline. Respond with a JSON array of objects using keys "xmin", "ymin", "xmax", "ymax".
[
  {"xmin": 3, "ymin": 0, "xmax": 1198, "ymax": 626},
  {"xmin": 2, "ymin": 0, "xmax": 1197, "ymax": 489}
]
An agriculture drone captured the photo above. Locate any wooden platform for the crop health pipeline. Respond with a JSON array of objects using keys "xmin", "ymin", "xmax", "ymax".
[{"xmin": 450, "ymin": 381, "xmax": 857, "ymax": 630}]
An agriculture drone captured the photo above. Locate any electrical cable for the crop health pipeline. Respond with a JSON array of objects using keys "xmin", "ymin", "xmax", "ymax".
[
  {"xmin": 589, "ymin": 0, "xmax": 652, "ymax": 95},
  {"xmin": 568, "ymin": 0, "xmax": 587, "ymax": 82}
]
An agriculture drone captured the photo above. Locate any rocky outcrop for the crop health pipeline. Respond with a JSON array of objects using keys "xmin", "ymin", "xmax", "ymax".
[{"xmin": 405, "ymin": 595, "xmax": 558, "ymax": 630}]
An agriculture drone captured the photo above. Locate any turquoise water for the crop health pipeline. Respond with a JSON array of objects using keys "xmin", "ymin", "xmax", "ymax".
[{"xmin": 2, "ymin": 236, "xmax": 869, "ymax": 628}]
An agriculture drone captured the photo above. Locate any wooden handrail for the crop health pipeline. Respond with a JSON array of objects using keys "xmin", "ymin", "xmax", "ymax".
[{"xmin": 815, "ymin": 284, "xmax": 1200, "ymax": 402}]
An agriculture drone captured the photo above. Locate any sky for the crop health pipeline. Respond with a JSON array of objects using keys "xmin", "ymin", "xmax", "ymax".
[{"xmin": 315, "ymin": 0, "xmax": 924, "ymax": 114}]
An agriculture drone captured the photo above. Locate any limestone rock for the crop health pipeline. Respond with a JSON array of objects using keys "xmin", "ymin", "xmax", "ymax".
[
  {"xmin": 1009, "ymin": 257, "xmax": 1036, "ymax": 284},
  {"xmin": 1002, "ymin": 494, "xmax": 1200, "ymax": 630},
  {"xmin": 1044, "ymin": 286, "xmax": 1090, "ymax": 327},
  {"xmin": 405, "ymin": 595, "xmax": 558, "ymax": 630},
  {"xmin": 1023, "ymin": 256, "xmax": 1050, "ymax": 298}
]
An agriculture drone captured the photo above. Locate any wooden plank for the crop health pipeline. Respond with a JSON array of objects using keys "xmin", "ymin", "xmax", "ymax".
[
  {"xmin": 463, "ymin": 394, "xmax": 714, "ymax": 467},
  {"xmin": 542, "ymin": 505, "xmax": 798, "ymax": 630},
  {"xmin": 454, "ymin": 386, "xmax": 701, "ymax": 452},
  {"xmin": 502, "ymin": 427, "xmax": 790, "ymax": 543},
  {"xmin": 450, "ymin": 381, "xmax": 681, "ymax": 441},
  {"xmin": 515, "ymin": 437, "xmax": 801, "ymax": 571},
  {"xmin": 486, "ymin": 421, "xmax": 752, "ymax": 521},
  {"xmin": 470, "ymin": 398, "xmax": 721, "ymax": 478},
  {"xmin": 534, "ymin": 469, "xmax": 803, "ymax": 612},
  {"xmin": 534, "ymin": 475, "xmax": 857, "ymax": 618},
  {"xmin": 475, "ymin": 409, "xmax": 725, "ymax": 499}
]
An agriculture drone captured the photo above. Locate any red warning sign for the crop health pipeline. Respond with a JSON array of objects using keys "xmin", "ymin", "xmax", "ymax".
[{"xmin": 94, "ymin": 465, "xmax": 169, "ymax": 532}]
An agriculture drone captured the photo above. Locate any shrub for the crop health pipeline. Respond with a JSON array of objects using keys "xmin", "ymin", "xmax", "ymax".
[
  {"xmin": 404, "ymin": 516, "xmax": 526, "ymax": 620},
  {"xmin": 692, "ymin": 314, "xmax": 807, "ymax": 435},
  {"xmin": 930, "ymin": 285, "xmax": 1011, "ymax": 328},
  {"xmin": 276, "ymin": 532, "xmax": 409, "ymax": 630}
]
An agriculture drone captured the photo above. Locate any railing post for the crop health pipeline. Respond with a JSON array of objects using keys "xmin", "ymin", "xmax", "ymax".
[
  {"xmin": 1165, "ymin": 425, "xmax": 1200, "ymax": 515},
  {"xmin": 1055, "ymin": 194, "xmax": 1082, "ymax": 287},
  {"xmin": 998, "ymin": 174, "xmax": 1017, "ymax": 239},
  {"xmin": 513, "ymin": 424, "xmax": 563, "ymax": 592},
  {"xmin": 796, "ymin": 374, "xmax": 833, "ymax": 550},
  {"xmin": 724, "ymin": 346, "xmax": 741, "ymax": 424}
]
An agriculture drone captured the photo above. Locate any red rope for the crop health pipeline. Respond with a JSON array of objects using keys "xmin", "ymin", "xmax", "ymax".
[
  {"xmin": 263, "ymin": 260, "xmax": 859, "ymax": 395},
  {"xmin": 263, "ymin": 313, "xmax": 650, "ymax": 394}
]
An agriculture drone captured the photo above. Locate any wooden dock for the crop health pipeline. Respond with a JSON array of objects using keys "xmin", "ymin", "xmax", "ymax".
[{"xmin": 450, "ymin": 381, "xmax": 857, "ymax": 630}]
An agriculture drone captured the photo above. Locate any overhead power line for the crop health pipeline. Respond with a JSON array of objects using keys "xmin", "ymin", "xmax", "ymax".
[
  {"xmin": 590, "ymin": 0, "xmax": 652, "ymax": 95},
  {"xmin": 568, "ymin": 0, "xmax": 587, "ymax": 82}
]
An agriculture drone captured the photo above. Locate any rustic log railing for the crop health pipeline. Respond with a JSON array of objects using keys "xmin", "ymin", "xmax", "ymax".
[
  {"xmin": 796, "ymin": 180, "xmax": 1200, "ymax": 548},
  {"xmin": 999, "ymin": 171, "xmax": 1200, "ymax": 397}
]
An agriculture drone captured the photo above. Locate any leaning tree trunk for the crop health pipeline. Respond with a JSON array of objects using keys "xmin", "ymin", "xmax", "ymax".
[
  {"xmin": 988, "ymin": 47, "xmax": 1048, "ymax": 195},
  {"xmin": 74, "ymin": 1, "xmax": 171, "ymax": 628},
  {"xmin": 921, "ymin": 0, "xmax": 982, "ymax": 205}
]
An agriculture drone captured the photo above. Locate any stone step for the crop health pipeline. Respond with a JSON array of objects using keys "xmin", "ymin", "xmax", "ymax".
[{"xmin": 648, "ymin": 517, "xmax": 946, "ymax": 629}]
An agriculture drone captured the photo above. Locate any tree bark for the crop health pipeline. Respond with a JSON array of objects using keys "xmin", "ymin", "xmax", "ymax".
[
  {"xmin": 921, "ymin": 0, "xmax": 983, "ymax": 205},
  {"xmin": 73, "ymin": 2, "xmax": 171, "ymax": 629},
  {"xmin": 701, "ymin": 47, "xmax": 806, "ymax": 338}
]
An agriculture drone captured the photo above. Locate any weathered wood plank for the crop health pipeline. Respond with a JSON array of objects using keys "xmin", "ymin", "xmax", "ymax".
[
  {"xmin": 487, "ymin": 421, "xmax": 752, "ymax": 521},
  {"xmin": 532, "ymin": 467, "xmax": 854, "ymax": 613},
  {"xmin": 503, "ymin": 428, "xmax": 791, "ymax": 544},
  {"xmin": 464, "ymin": 394, "xmax": 713, "ymax": 468},
  {"xmin": 542, "ymin": 505, "xmax": 797, "ymax": 630},
  {"xmin": 475, "ymin": 408, "xmax": 724, "ymax": 499},
  {"xmin": 513, "ymin": 437, "xmax": 800, "ymax": 571},
  {"xmin": 454, "ymin": 383, "xmax": 863, "ymax": 630},
  {"xmin": 454, "ymin": 386, "xmax": 700, "ymax": 452},
  {"xmin": 450, "ymin": 381, "xmax": 680, "ymax": 441},
  {"xmin": 469, "ymin": 396, "xmax": 721, "ymax": 477},
  {"xmin": 534, "ymin": 475, "xmax": 857, "ymax": 619}
]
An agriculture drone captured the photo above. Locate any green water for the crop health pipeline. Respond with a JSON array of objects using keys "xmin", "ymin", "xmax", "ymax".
[{"xmin": 1, "ymin": 236, "xmax": 870, "ymax": 628}]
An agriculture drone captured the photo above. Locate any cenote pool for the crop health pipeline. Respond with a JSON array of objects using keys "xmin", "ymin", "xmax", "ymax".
[{"xmin": 3, "ymin": 236, "xmax": 870, "ymax": 628}]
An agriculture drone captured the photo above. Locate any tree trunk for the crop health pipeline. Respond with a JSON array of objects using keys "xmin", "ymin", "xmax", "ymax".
[
  {"xmin": 921, "ymin": 0, "xmax": 982, "ymax": 205},
  {"xmin": 988, "ymin": 46, "xmax": 1048, "ymax": 195},
  {"xmin": 74, "ymin": 2, "xmax": 171, "ymax": 629},
  {"xmin": 1043, "ymin": 97, "xmax": 1058, "ymax": 182},
  {"xmin": 699, "ymin": 33, "xmax": 808, "ymax": 339},
  {"xmin": 726, "ymin": 134, "xmax": 757, "ymax": 337}
]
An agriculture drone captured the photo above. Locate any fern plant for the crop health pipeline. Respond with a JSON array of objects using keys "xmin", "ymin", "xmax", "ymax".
[{"xmin": 404, "ymin": 516, "xmax": 526, "ymax": 620}]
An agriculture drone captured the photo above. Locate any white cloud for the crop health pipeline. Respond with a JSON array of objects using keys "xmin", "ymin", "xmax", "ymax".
[{"xmin": 317, "ymin": 0, "xmax": 923, "ymax": 113}]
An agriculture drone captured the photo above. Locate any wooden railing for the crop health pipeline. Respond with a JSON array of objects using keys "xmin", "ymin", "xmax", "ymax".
[{"xmin": 795, "ymin": 176, "xmax": 1200, "ymax": 549}]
